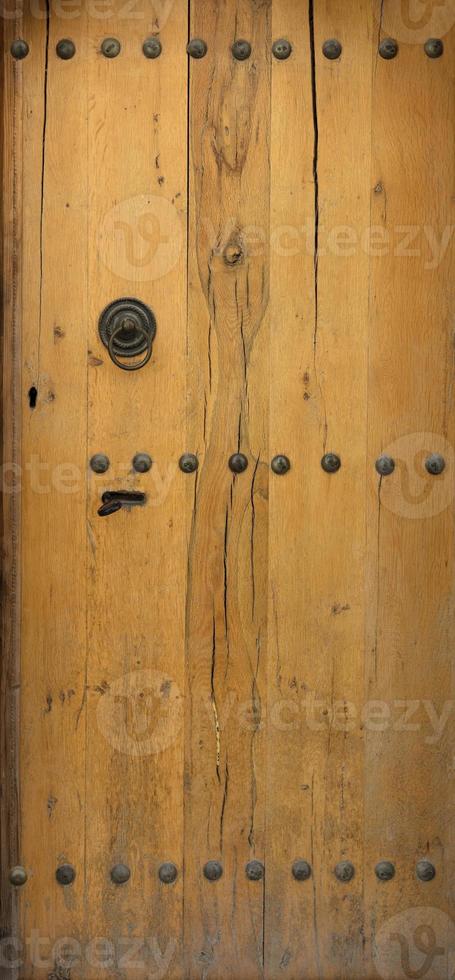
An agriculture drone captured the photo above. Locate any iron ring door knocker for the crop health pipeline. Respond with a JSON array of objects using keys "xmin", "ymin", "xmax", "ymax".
[{"xmin": 98, "ymin": 298, "xmax": 157, "ymax": 371}]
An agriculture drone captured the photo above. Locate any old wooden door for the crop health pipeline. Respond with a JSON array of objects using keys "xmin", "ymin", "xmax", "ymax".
[{"xmin": 1, "ymin": 1, "xmax": 454, "ymax": 978}]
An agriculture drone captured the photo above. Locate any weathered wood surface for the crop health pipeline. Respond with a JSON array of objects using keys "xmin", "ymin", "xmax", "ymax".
[
  {"xmin": 1, "ymin": 2, "xmax": 454, "ymax": 978},
  {"xmin": 184, "ymin": 2, "xmax": 270, "ymax": 977}
]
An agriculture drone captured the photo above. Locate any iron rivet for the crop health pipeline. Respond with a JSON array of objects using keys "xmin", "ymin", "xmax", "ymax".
[
  {"xmin": 292, "ymin": 860, "xmax": 312, "ymax": 881},
  {"xmin": 379, "ymin": 38, "xmax": 398, "ymax": 59},
  {"xmin": 272, "ymin": 38, "xmax": 292, "ymax": 60},
  {"xmin": 133, "ymin": 453, "xmax": 152, "ymax": 473},
  {"xmin": 9, "ymin": 866, "xmax": 27, "ymax": 886},
  {"xmin": 187, "ymin": 38, "xmax": 207, "ymax": 59},
  {"xmin": 322, "ymin": 38, "xmax": 342, "ymax": 60},
  {"xmin": 56, "ymin": 864, "xmax": 76, "ymax": 886},
  {"xmin": 245, "ymin": 860, "xmax": 264, "ymax": 881},
  {"xmin": 111, "ymin": 863, "xmax": 130, "ymax": 884},
  {"xmin": 271, "ymin": 455, "xmax": 291, "ymax": 475},
  {"xmin": 416, "ymin": 860, "xmax": 436, "ymax": 882},
  {"xmin": 375, "ymin": 861, "xmax": 395, "ymax": 882},
  {"xmin": 90, "ymin": 453, "xmax": 110, "ymax": 474},
  {"xmin": 424, "ymin": 38, "xmax": 443, "ymax": 58},
  {"xmin": 232, "ymin": 39, "xmax": 251, "ymax": 61},
  {"xmin": 11, "ymin": 39, "xmax": 29, "ymax": 60},
  {"xmin": 179, "ymin": 453, "xmax": 199, "ymax": 474},
  {"xmin": 321, "ymin": 453, "xmax": 341, "ymax": 473},
  {"xmin": 335, "ymin": 861, "xmax": 355, "ymax": 883},
  {"xmin": 143, "ymin": 37, "xmax": 162, "ymax": 59},
  {"xmin": 375, "ymin": 455, "xmax": 395, "ymax": 477},
  {"xmin": 159, "ymin": 862, "xmax": 178, "ymax": 884},
  {"xmin": 229, "ymin": 453, "xmax": 248, "ymax": 474},
  {"xmin": 203, "ymin": 860, "xmax": 223, "ymax": 881},
  {"xmin": 56, "ymin": 39, "xmax": 76, "ymax": 60},
  {"xmin": 101, "ymin": 37, "xmax": 121, "ymax": 58},
  {"xmin": 425, "ymin": 453, "xmax": 445, "ymax": 476}
]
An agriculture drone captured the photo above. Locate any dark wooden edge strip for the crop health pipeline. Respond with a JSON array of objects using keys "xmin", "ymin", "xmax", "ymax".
[{"xmin": 1, "ymin": 14, "xmax": 21, "ymax": 978}]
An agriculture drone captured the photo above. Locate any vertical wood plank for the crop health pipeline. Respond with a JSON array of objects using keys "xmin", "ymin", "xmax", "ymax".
[
  {"xmin": 1, "ymin": 12, "xmax": 22, "ymax": 978},
  {"xmin": 85, "ymin": 3, "xmax": 188, "ymax": 977},
  {"xmin": 266, "ymin": 1, "xmax": 373, "ymax": 976},
  {"xmin": 365, "ymin": 5, "xmax": 455, "ymax": 971},
  {"xmin": 19, "ymin": 4, "xmax": 89, "ymax": 976},
  {"xmin": 184, "ymin": 2, "xmax": 270, "ymax": 976}
]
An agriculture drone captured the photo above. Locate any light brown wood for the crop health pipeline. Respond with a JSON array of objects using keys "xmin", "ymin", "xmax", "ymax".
[
  {"xmin": 184, "ymin": 2, "xmax": 270, "ymax": 975},
  {"xmin": 85, "ymin": 2, "xmax": 188, "ymax": 977},
  {"xmin": 364, "ymin": 3, "xmax": 455, "ymax": 973},
  {"xmin": 19, "ymin": 6, "xmax": 89, "ymax": 975},
  {"xmin": 266, "ymin": 2, "xmax": 373, "ymax": 976},
  {"xmin": 1, "ymin": 3, "xmax": 455, "ymax": 978}
]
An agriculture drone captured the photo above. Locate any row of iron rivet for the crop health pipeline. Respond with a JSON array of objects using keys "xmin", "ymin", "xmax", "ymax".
[
  {"xmin": 10, "ymin": 36, "xmax": 445, "ymax": 61},
  {"xmin": 89, "ymin": 452, "xmax": 447, "ymax": 477},
  {"xmin": 9, "ymin": 858, "xmax": 437, "ymax": 887}
]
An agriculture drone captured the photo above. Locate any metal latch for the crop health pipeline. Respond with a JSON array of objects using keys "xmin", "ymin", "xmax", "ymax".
[{"xmin": 97, "ymin": 491, "xmax": 146, "ymax": 517}]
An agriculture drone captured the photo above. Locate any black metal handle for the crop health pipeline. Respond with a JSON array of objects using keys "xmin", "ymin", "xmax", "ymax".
[
  {"xmin": 107, "ymin": 321, "xmax": 153, "ymax": 372},
  {"xmin": 98, "ymin": 298, "xmax": 157, "ymax": 372},
  {"xmin": 97, "ymin": 491, "xmax": 146, "ymax": 517}
]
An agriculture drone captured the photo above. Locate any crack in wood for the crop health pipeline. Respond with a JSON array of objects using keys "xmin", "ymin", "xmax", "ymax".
[{"xmin": 37, "ymin": 0, "xmax": 50, "ymax": 384}]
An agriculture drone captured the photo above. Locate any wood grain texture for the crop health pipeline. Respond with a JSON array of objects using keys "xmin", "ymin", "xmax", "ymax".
[
  {"xmin": 364, "ymin": 3, "xmax": 455, "ymax": 972},
  {"xmin": 1, "ymin": 12, "xmax": 22, "ymax": 979},
  {"xmin": 1, "ymin": 2, "xmax": 454, "ymax": 978},
  {"xmin": 85, "ymin": 2, "xmax": 188, "ymax": 977},
  {"xmin": 266, "ymin": 1, "xmax": 373, "ymax": 976},
  {"xmin": 184, "ymin": 2, "xmax": 270, "ymax": 976},
  {"xmin": 19, "ymin": 5, "xmax": 89, "ymax": 976}
]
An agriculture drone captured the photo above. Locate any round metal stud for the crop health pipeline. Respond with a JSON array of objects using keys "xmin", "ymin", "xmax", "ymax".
[
  {"xmin": 292, "ymin": 860, "xmax": 312, "ymax": 881},
  {"xmin": 159, "ymin": 862, "xmax": 178, "ymax": 884},
  {"xmin": 322, "ymin": 38, "xmax": 342, "ymax": 60},
  {"xmin": 101, "ymin": 37, "xmax": 121, "ymax": 59},
  {"xmin": 203, "ymin": 861, "xmax": 223, "ymax": 882},
  {"xmin": 321, "ymin": 453, "xmax": 341, "ymax": 474},
  {"xmin": 90, "ymin": 453, "xmax": 110, "ymax": 474},
  {"xmin": 9, "ymin": 866, "xmax": 27, "ymax": 887},
  {"xmin": 379, "ymin": 38, "xmax": 398, "ymax": 59},
  {"xmin": 232, "ymin": 39, "xmax": 251, "ymax": 61},
  {"xmin": 425, "ymin": 453, "xmax": 445, "ymax": 476},
  {"xmin": 416, "ymin": 860, "xmax": 436, "ymax": 882},
  {"xmin": 245, "ymin": 860, "xmax": 264, "ymax": 881},
  {"xmin": 187, "ymin": 38, "xmax": 207, "ymax": 59},
  {"xmin": 11, "ymin": 39, "xmax": 29, "ymax": 60},
  {"xmin": 111, "ymin": 863, "xmax": 130, "ymax": 884},
  {"xmin": 335, "ymin": 861, "xmax": 355, "ymax": 883},
  {"xmin": 133, "ymin": 453, "xmax": 152, "ymax": 473},
  {"xmin": 424, "ymin": 38, "xmax": 443, "ymax": 58},
  {"xmin": 143, "ymin": 37, "xmax": 162, "ymax": 59},
  {"xmin": 229, "ymin": 453, "xmax": 248, "ymax": 474},
  {"xmin": 375, "ymin": 861, "xmax": 395, "ymax": 882},
  {"xmin": 56, "ymin": 864, "xmax": 76, "ymax": 886},
  {"xmin": 179, "ymin": 453, "xmax": 199, "ymax": 474},
  {"xmin": 375, "ymin": 455, "xmax": 395, "ymax": 477},
  {"xmin": 271, "ymin": 455, "xmax": 291, "ymax": 475},
  {"xmin": 56, "ymin": 39, "xmax": 76, "ymax": 60},
  {"xmin": 272, "ymin": 38, "xmax": 292, "ymax": 60}
]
